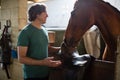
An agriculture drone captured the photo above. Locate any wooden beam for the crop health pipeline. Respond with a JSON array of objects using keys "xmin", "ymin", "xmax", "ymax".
[
  {"xmin": 115, "ymin": 36, "xmax": 120, "ymax": 80},
  {"xmin": 0, "ymin": 0, "xmax": 1, "ymax": 7}
]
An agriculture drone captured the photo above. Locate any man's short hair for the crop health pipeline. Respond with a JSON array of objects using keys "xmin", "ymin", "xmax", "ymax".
[{"xmin": 28, "ymin": 3, "xmax": 47, "ymax": 21}]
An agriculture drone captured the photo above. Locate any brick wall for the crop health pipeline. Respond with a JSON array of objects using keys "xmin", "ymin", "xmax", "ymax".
[{"xmin": 0, "ymin": 0, "xmax": 27, "ymax": 80}]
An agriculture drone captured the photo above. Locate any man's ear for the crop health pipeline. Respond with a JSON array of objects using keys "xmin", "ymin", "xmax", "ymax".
[{"xmin": 36, "ymin": 14, "xmax": 40, "ymax": 17}]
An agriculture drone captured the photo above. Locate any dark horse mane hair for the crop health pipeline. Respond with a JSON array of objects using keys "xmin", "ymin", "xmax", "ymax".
[
  {"xmin": 100, "ymin": 0, "xmax": 120, "ymax": 15},
  {"xmin": 78, "ymin": 0, "xmax": 120, "ymax": 16}
]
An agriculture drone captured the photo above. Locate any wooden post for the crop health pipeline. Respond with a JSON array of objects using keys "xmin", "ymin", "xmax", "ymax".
[
  {"xmin": 48, "ymin": 31, "xmax": 55, "ymax": 46},
  {"xmin": 115, "ymin": 36, "xmax": 120, "ymax": 80}
]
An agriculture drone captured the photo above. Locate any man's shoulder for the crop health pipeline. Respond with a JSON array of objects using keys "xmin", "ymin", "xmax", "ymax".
[{"xmin": 21, "ymin": 24, "xmax": 32, "ymax": 32}]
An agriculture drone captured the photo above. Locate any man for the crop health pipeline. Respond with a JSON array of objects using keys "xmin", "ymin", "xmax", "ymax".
[{"xmin": 17, "ymin": 3, "xmax": 61, "ymax": 80}]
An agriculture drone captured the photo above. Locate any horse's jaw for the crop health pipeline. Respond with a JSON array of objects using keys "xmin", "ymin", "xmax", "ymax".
[
  {"xmin": 58, "ymin": 43, "xmax": 95, "ymax": 67},
  {"xmin": 58, "ymin": 43, "xmax": 76, "ymax": 66}
]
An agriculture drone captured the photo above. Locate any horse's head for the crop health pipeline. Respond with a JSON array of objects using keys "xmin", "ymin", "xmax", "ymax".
[
  {"xmin": 64, "ymin": 0, "xmax": 95, "ymax": 47},
  {"xmin": 60, "ymin": 0, "xmax": 120, "ymax": 62},
  {"xmin": 59, "ymin": 0, "xmax": 95, "ymax": 64}
]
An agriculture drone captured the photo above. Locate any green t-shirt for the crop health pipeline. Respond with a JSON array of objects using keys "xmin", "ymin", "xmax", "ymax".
[{"xmin": 17, "ymin": 24, "xmax": 49, "ymax": 78}]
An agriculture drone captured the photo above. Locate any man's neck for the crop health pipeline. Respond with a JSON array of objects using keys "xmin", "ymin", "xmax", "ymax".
[{"xmin": 31, "ymin": 20, "xmax": 42, "ymax": 29}]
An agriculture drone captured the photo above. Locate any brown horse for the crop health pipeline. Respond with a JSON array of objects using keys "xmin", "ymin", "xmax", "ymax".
[
  {"xmin": 49, "ymin": 0, "xmax": 120, "ymax": 80},
  {"xmin": 60, "ymin": 0, "xmax": 120, "ymax": 62}
]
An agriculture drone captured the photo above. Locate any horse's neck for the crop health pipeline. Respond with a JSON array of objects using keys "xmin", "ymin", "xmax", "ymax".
[
  {"xmin": 96, "ymin": 13, "xmax": 119, "ymax": 47},
  {"xmin": 91, "ymin": 1, "xmax": 120, "ymax": 51},
  {"xmin": 95, "ymin": 1, "xmax": 120, "ymax": 36}
]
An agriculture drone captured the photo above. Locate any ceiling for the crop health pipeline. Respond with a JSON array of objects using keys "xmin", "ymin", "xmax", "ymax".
[{"xmin": 0, "ymin": 0, "xmax": 47, "ymax": 7}]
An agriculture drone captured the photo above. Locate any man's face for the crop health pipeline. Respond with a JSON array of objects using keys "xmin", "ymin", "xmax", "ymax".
[{"xmin": 37, "ymin": 11, "xmax": 48, "ymax": 24}]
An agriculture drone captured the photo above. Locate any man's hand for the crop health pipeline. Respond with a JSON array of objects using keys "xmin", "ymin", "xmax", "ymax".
[{"xmin": 42, "ymin": 57, "xmax": 62, "ymax": 67}]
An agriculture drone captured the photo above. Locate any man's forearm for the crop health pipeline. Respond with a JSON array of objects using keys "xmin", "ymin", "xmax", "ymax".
[
  {"xmin": 48, "ymin": 46, "xmax": 60, "ymax": 54},
  {"xmin": 18, "ymin": 56, "xmax": 44, "ymax": 66}
]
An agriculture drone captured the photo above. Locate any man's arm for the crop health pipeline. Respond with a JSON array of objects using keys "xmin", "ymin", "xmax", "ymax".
[
  {"xmin": 17, "ymin": 46, "xmax": 61, "ymax": 67},
  {"xmin": 48, "ymin": 45, "xmax": 60, "ymax": 53},
  {"xmin": 17, "ymin": 46, "xmax": 41, "ymax": 65}
]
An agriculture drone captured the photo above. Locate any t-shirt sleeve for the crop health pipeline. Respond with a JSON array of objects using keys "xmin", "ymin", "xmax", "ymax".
[{"xmin": 17, "ymin": 30, "xmax": 29, "ymax": 46}]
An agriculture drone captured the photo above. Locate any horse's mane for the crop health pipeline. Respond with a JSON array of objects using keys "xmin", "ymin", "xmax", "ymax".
[
  {"xmin": 99, "ymin": 0, "xmax": 120, "ymax": 16},
  {"xmin": 77, "ymin": 0, "xmax": 120, "ymax": 16}
]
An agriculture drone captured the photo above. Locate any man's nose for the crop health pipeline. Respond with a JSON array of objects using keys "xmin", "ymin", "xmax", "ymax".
[{"xmin": 46, "ymin": 14, "xmax": 48, "ymax": 17}]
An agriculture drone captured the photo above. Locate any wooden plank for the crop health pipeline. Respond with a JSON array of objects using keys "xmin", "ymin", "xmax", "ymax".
[
  {"xmin": 115, "ymin": 36, "xmax": 120, "ymax": 80},
  {"xmin": 84, "ymin": 60, "xmax": 115, "ymax": 80},
  {"xmin": 49, "ymin": 60, "xmax": 115, "ymax": 80}
]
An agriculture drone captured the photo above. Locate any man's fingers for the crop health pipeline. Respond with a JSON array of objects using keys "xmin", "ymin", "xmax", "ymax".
[
  {"xmin": 50, "ymin": 60, "xmax": 62, "ymax": 65},
  {"xmin": 47, "ymin": 57, "xmax": 54, "ymax": 60}
]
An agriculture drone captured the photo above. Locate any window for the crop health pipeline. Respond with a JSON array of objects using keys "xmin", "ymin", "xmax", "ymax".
[{"xmin": 28, "ymin": 0, "xmax": 76, "ymax": 29}]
